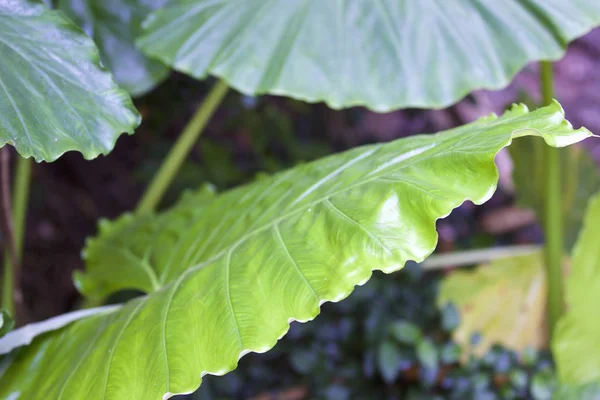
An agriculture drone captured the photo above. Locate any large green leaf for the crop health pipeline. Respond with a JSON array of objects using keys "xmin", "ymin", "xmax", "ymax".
[
  {"xmin": 137, "ymin": 0, "xmax": 600, "ymax": 111},
  {"xmin": 0, "ymin": 102, "xmax": 591, "ymax": 399},
  {"xmin": 58, "ymin": 0, "xmax": 169, "ymax": 97},
  {"xmin": 0, "ymin": 0, "xmax": 140, "ymax": 162},
  {"xmin": 553, "ymin": 192, "xmax": 600, "ymax": 385}
]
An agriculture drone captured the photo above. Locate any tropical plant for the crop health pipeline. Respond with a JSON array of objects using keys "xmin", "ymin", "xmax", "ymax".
[{"xmin": 1, "ymin": 0, "xmax": 600, "ymax": 399}]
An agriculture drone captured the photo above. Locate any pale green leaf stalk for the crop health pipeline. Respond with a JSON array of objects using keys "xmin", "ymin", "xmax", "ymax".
[
  {"xmin": 136, "ymin": 80, "xmax": 229, "ymax": 213},
  {"xmin": 2, "ymin": 156, "xmax": 32, "ymax": 322},
  {"xmin": 0, "ymin": 101, "xmax": 591, "ymax": 399},
  {"xmin": 539, "ymin": 61, "xmax": 564, "ymax": 334}
]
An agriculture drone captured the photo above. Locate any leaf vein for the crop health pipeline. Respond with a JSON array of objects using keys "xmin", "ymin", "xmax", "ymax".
[{"xmin": 272, "ymin": 224, "xmax": 319, "ymax": 301}]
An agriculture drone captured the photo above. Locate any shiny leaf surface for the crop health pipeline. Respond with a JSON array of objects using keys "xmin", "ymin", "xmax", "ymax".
[
  {"xmin": 0, "ymin": 0, "xmax": 140, "ymax": 161},
  {"xmin": 138, "ymin": 0, "xmax": 600, "ymax": 111},
  {"xmin": 58, "ymin": 0, "xmax": 169, "ymax": 96},
  {"xmin": 0, "ymin": 102, "xmax": 591, "ymax": 399}
]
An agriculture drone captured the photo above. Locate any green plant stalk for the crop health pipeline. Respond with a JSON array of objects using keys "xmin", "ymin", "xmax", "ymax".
[
  {"xmin": 2, "ymin": 156, "xmax": 32, "ymax": 320},
  {"xmin": 540, "ymin": 61, "xmax": 563, "ymax": 334},
  {"xmin": 136, "ymin": 80, "xmax": 229, "ymax": 214}
]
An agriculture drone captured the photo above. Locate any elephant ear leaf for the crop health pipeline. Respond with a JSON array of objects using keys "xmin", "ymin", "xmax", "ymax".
[
  {"xmin": 0, "ymin": 102, "xmax": 592, "ymax": 399},
  {"xmin": 137, "ymin": 0, "xmax": 600, "ymax": 111},
  {"xmin": 0, "ymin": 0, "xmax": 140, "ymax": 162}
]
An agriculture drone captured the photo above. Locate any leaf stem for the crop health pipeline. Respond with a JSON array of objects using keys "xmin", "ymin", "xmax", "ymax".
[
  {"xmin": 0, "ymin": 149, "xmax": 16, "ymax": 272},
  {"xmin": 421, "ymin": 245, "xmax": 541, "ymax": 271},
  {"xmin": 540, "ymin": 61, "xmax": 563, "ymax": 335},
  {"xmin": 136, "ymin": 80, "xmax": 229, "ymax": 214},
  {"xmin": 1, "ymin": 154, "xmax": 31, "ymax": 324}
]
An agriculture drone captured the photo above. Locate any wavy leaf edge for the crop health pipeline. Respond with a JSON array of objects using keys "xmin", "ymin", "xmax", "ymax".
[
  {"xmin": 0, "ymin": 100, "xmax": 593, "ymax": 400},
  {"xmin": 127, "ymin": 102, "xmax": 593, "ymax": 399},
  {"xmin": 136, "ymin": 1, "xmax": 600, "ymax": 111},
  {"xmin": 0, "ymin": 0, "xmax": 141, "ymax": 162}
]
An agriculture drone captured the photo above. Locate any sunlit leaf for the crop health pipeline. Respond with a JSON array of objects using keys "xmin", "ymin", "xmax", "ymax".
[
  {"xmin": 0, "ymin": 101, "xmax": 591, "ymax": 399},
  {"xmin": 0, "ymin": 0, "xmax": 140, "ymax": 161},
  {"xmin": 138, "ymin": 0, "xmax": 600, "ymax": 111}
]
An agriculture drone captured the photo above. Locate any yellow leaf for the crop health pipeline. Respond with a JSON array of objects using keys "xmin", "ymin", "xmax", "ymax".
[{"xmin": 438, "ymin": 252, "xmax": 547, "ymax": 357}]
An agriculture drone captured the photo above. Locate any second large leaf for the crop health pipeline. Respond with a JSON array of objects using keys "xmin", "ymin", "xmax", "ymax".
[
  {"xmin": 0, "ymin": 101, "xmax": 591, "ymax": 399},
  {"xmin": 138, "ymin": 0, "xmax": 600, "ymax": 111},
  {"xmin": 0, "ymin": 0, "xmax": 140, "ymax": 161}
]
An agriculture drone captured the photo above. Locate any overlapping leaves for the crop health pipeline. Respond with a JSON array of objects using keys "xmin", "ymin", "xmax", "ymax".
[
  {"xmin": 0, "ymin": 0, "xmax": 140, "ymax": 161},
  {"xmin": 0, "ymin": 101, "xmax": 591, "ymax": 399}
]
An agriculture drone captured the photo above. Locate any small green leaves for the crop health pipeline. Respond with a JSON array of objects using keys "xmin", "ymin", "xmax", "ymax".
[
  {"xmin": 289, "ymin": 347, "xmax": 319, "ymax": 375},
  {"xmin": 0, "ymin": 101, "xmax": 592, "ymax": 399},
  {"xmin": 390, "ymin": 321, "xmax": 422, "ymax": 345},
  {"xmin": 531, "ymin": 370, "xmax": 558, "ymax": 400},
  {"xmin": 440, "ymin": 342, "xmax": 461, "ymax": 365},
  {"xmin": 377, "ymin": 340, "xmax": 403, "ymax": 384},
  {"xmin": 416, "ymin": 338, "xmax": 439, "ymax": 371},
  {"xmin": 441, "ymin": 303, "xmax": 460, "ymax": 333},
  {"xmin": 0, "ymin": 0, "xmax": 140, "ymax": 161},
  {"xmin": 138, "ymin": 0, "xmax": 600, "ymax": 111}
]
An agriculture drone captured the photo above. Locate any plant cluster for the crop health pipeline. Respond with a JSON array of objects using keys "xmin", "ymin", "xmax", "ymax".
[{"xmin": 0, "ymin": 1, "xmax": 600, "ymax": 399}]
